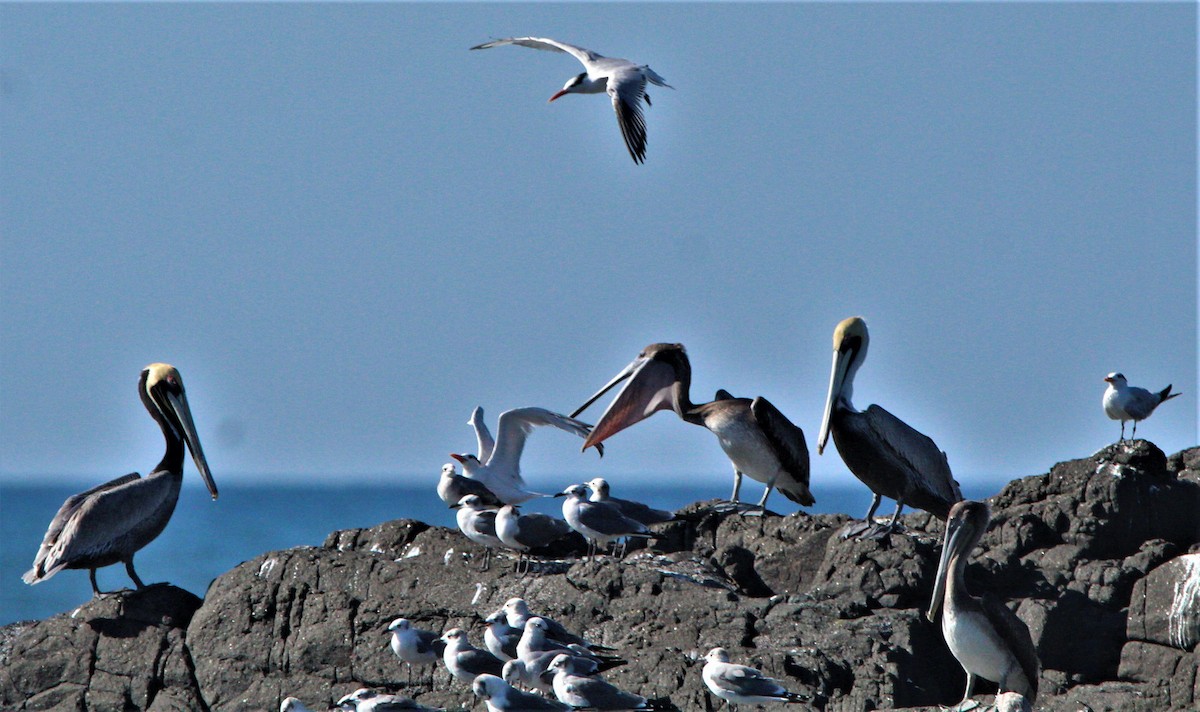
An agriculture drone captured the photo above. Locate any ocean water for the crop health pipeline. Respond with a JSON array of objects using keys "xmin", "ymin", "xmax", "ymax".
[{"xmin": 0, "ymin": 478, "xmax": 1004, "ymax": 626}]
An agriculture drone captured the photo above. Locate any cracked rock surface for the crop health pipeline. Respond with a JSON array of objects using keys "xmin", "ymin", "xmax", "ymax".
[{"xmin": 3, "ymin": 441, "xmax": 1197, "ymax": 711}]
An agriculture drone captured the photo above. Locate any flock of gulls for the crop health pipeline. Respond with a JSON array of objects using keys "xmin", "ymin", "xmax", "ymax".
[{"xmin": 19, "ymin": 33, "xmax": 1185, "ymax": 712}]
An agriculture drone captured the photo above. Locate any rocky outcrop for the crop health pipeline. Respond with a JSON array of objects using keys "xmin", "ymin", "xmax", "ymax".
[{"xmin": 2, "ymin": 441, "xmax": 1197, "ymax": 711}]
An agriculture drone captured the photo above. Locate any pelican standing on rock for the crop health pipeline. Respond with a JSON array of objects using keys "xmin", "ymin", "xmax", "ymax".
[
  {"xmin": 1102, "ymin": 372, "xmax": 1180, "ymax": 441},
  {"xmin": 571, "ymin": 343, "xmax": 813, "ymax": 511},
  {"xmin": 450, "ymin": 406, "xmax": 602, "ymax": 504},
  {"xmin": 470, "ymin": 37, "xmax": 673, "ymax": 164},
  {"xmin": 817, "ymin": 318, "xmax": 961, "ymax": 535},
  {"xmin": 23, "ymin": 363, "xmax": 217, "ymax": 596},
  {"xmin": 927, "ymin": 500, "xmax": 1039, "ymax": 710}
]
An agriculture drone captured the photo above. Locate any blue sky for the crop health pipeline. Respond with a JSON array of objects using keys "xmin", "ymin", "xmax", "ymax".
[{"xmin": 1, "ymin": 2, "xmax": 1195, "ymax": 495}]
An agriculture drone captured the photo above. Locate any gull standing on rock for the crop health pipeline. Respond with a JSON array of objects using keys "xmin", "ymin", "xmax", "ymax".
[
  {"xmin": 452, "ymin": 495, "xmax": 504, "ymax": 571},
  {"xmin": 387, "ymin": 618, "xmax": 445, "ymax": 685},
  {"xmin": 470, "ymin": 37, "xmax": 673, "ymax": 164},
  {"xmin": 585, "ymin": 478, "xmax": 675, "ymax": 525},
  {"xmin": 1102, "ymin": 372, "xmax": 1180, "ymax": 441},
  {"xmin": 499, "ymin": 597, "xmax": 613, "ymax": 652},
  {"xmin": 484, "ymin": 610, "xmax": 522, "ymax": 661},
  {"xmin": 280, "ymin": 698, "xmax": 315, "ymax": 712},
  {"xmin": 701, "ymin": 648, "xmax": 807, "ymax": 708},
  {"xmin": 549, "ymin": 654, "xmax": 662, "ymax": 710},
  {"xmin": 558, "ymin": 484, "xmax": 656, "ymax": 560},
  {"xmin": 817, "ymin": 317, "xmax": 962, "ymax": 536},
  {"xmin": 450, "ymin": 407, "xmax": 602, "ymax": 504},
  {"xmin": 927, "ymin": 501, "xmax": 1039, "ymax": 711},
  {"xmin": 437, "ymin": 462, "xmax": 503, "ymax": 508},
  {"xmin": 441, "ymin": 628, "xmax": 506, "ymax": 687},
  {"xmin": 473, "ymin": 673, "xmax": 569, "ymax": 711},
  {"xmin": 495, "ymin": 504, "xmax": 575, "ymax": 574},
  {"xmin": 335, "ymin": 687, "xmax": 441, "ymax": 711}
]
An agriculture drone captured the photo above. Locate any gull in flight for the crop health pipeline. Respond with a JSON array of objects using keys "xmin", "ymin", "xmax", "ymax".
[
  {"xmin": 470, "ymin": 37, "xmax": 673, "ymax": 164},
  {"xmin": 451, "ymin": 406, "xmax": 601, "ymax": 504}
]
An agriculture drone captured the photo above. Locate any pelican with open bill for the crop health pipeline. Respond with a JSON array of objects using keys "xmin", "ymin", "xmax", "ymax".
[
  {"xmin": 817, "ymin": 317, "xmax": 961, "ymax": 536},
  {"xmin": 23, "ymin": 363, "xmax": 217, "ymax": 596},
  {"xmin": 571, "ymin": 343, "xmax": 812, "ymax": 511},
  {"xmin": 927, "ymin": 500, "xmax": 1039, "ymax": 711}
]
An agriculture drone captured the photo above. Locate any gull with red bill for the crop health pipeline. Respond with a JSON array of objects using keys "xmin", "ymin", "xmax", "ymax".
[{"xmin": 470, "ymin": 36, "xmax": 673, "ymax": 164}]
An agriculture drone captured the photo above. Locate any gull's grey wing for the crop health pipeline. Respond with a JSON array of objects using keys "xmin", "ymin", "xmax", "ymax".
[
  {"xmin": 471, "ymin": 406, "xmax": 496, "ymax": 461},
  {"xmin": 512, "ymin": 512, "xmax": 573, "ymax": 548},
  {"xmin": 578, "ymin": 500, "xmax": 651, "ymax": 536},
  {"xmin": 712, "ymin": 663, "xmax": 789, "ymax": 698},
  {"xmin": 470, "ymin": 37, "xmax": 601, "ymax": 68},
  {"xmin": 609, "ymin": 71, "xmax": 649, "ymax": 164}
]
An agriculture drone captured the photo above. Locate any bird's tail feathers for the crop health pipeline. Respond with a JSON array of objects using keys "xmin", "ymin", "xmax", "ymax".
[
  {"xmin": 1159, "ymin": 385, "xmax": 1181, "ymax": 403},
  {"xmin": 643, "ymin": 67, "xmax": 674, "ymax": 89}
]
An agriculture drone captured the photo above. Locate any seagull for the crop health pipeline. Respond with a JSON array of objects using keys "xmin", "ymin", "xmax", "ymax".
[
  {"xmin": 517, "ymin": 617, "xmax": 625, "ymax": 672},
  {"xmin": 927, "ymin": 501, "xmax": 1039, "ymax": 711},
  {"xmin": 495, "ymin": 504, "xmax": 575, "ymax": 574},
  {"xmin": 558, "ymin": 484, "xmax": 657, "ymax": 560},
  {"xmin": 473, "ymin": 673, "xmax": 569, "ymax": 711},
  {"xmin": 387, "ymin": 618, "xmax": 446, "ymax": 685},
  {"xmin": 335, "ymin": 688, "xmax": 441, "ymax": 711},
  {"xmin": 280, "ymin": 698, "xmax": 315, "ymax": 712},
  {"xmin": 451, "ymin": 494, "xmax": 504, "ymax": 571},
  {"xmin": 498, "ymin": 597, "xmax": 614, "ymax": 652},
  {"xmin": 701, "ymin": 648, "xmax": 807, "ymax": 708},
  {"xmin": 817, "ymin": 317, "xmax": 962, "ymax": 536},
  {"xmin": 1102, "ymin": 372, "xmax": 1180, "ymax": 441},
  {"xmin": 470, "ymin": 37, "xmax": 673, "ymax": 164},
  {"xmin": 437, "ymin": 463, "xmax": 503, "ymax": 508},
  {"xmin": 441, "ymin": 628, "xmax": 506, "ymax": 687},
  {"xmin": 549, "ymin": 654, "xmax": 661, "ymax": 710},
  {"xmin": 470, "ymin": 406, "xmax": 496, "ymax": 462},
  {"xmin": 585, "ymin": 477, "xmax": 674, "ymax": 525},
  {"xmin": 484, "ymin": 610, "xmax": 522, "ymax": 662},
  {"xmin": 450, "ymin": 406, "xmax": 602, "ymax": 504}
]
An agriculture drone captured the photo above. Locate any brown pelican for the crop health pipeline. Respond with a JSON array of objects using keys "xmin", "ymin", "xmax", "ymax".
[
  {"xmin": 23, "ymin": 363, "xmax": 216, "ymax": 596},
  {"xmin": 570, "ymin": 343, "xmax": 813, "ymax": 510},
  {"xmin": 927, "ymin": 500, "xmax": 1039, "ymax": 710},
  {"xmin": 450, "ymin": 406, "xmax": 602, "ymax": 504},
  {"xmin": 1102, "ymin": 372, "xmax": 1180, "ymax": 441},
  {"xmin": 817, "ymin": 317, "xmax": 961, "ymax": 535}
]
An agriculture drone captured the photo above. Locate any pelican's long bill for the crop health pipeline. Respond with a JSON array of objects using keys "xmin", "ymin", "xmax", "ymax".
[
  {"xmin": 570, "ymin": 352, "xmax": 679, "ymax": 451},
  {"xmin": 926, "ymin": 511, "xmax": 964, "ymax": 621},
  {"xmin": 818, "ymin": 347, "xmax": 848, "ymax": 455},
  {"xmin": 818, "ymin": 316, "xmax": 867, "ymax": 455},
  {"xmin": 148, "ymin": 364, "xmax": 217, "ymax": 500}
]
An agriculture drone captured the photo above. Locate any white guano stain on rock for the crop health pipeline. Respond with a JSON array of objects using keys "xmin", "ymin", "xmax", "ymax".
[
  {"xmin": 257, "ymin": 558, "xmax": 278, "ymax": 578},
  {"xmin": 1168, "ymin": 553, "xmax": 1200, "ymax": 650}
]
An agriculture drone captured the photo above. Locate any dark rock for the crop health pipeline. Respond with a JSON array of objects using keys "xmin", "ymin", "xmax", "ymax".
[
  {"xmin": 1126, "ymin": 553, "xmax": 1200, "ymax": 651},
  {"xmin": 3, "ymin": 443, "xmax": 1198, "ymax": 711},
  {"xmin": 0, "ymin": 586, "xmax": 204, "ymax": 711}
]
